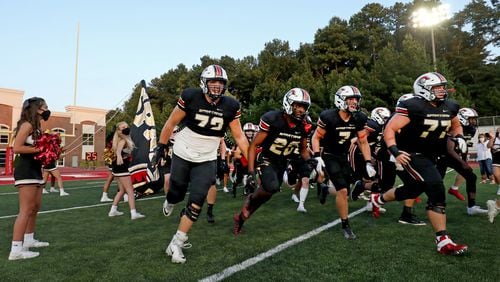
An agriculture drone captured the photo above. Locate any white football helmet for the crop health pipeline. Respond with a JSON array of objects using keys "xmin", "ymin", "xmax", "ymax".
[
  {"xmin": 413, "ymin": 72, "xmax": 448, "ymax": 101},
  {"xmin": 396, "ymin": 93, "xmax": 414, "ymax": 107},
  {"xmin": 282, "ymin": 88, "xmax": 311, "ymax": 121},
  {"xmin": 200, "ymin": 64, "xmax": 228, "ymax": 100},
  {"xmin": 458, "ymin": 108, "xmax": 478, "ymax": 127},
  {"xmin": 243, "ymin": 122, "xmax": 255, "ymax": 132},
  {"xmin": 371, "ymin": 107, "xmax": 391, "ymax": 125},
  {"xmin": 334, "ymin": 85, "xmax": 362, "ymax": 112}
]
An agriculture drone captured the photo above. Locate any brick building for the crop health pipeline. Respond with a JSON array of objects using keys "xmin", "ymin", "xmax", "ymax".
[{"xmin": 0, "ymin": 87, "xmax": 107, "ymax": 169}]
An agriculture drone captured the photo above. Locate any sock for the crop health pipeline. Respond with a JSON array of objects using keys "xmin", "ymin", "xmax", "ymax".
[
  {"xmin": 341, "ymin": 218, "xmax": 349, "ymax": 229},
  {"xmin": 207, "ymin": 204, "xmax": 214, "ymax": 215},
  {"xmin": 130, "ymin": 209, "xmax": 137, "ymax": 216},
  {"xmin": 110, "ymin": 205, "xmax": 118, "ymax": 212},
  {"xmin": 435, "ymin": 230, "xmax": 447, "ymax": 239},
  {"xmin": 24, "ymin": 233, "xmax": 34, "ymax": 243},
  {"xmin": 299, "ymin": 187, "xmax": 308, "ymax": 204},
  {"xmin": 402, "ymin": 206, "xmax": 413, "ymax": 216},
  {"xmin": 450, "ymin": 186, "xmax": 459, "ymax": 190},
  {"xmin": 11, "ymin": 241, "xmax": 23, "ymax": 253},
  {"xmin": 103, "ymin": 192, "xmax": 108, "ymax": 197},
  {"xmin": 176, "ymin": 230, "xmax": 187, "ymax": 238}
]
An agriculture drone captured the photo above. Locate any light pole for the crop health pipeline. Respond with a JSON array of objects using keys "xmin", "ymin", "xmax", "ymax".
[{"xmin": 411, "ymin": 4, "xmax": 451, "ymax": 72}]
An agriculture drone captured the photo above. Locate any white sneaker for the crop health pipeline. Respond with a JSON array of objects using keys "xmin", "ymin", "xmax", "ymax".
[
  {"xmin": 497, "ymin": 187, "xmax": 500, "ymax": 196},
  {"xmin": 49, "ymin": 187, "xmax": 59, "ymax": 193},
  {"xmin": 131, "ymin": 212, "xmax": 146, "ymax": 220},
  {"xmin": 8, "ymin": 250, "xmax": 39, "ymax": 261},
  {"xmin": 42, "ymin": 189, "xmax": 49, "ymax": 194},
  {"xmin": 486, "ymin": 200, "xmax": 499, "ymax": 223},
  {"xmin": 163, "ymin": 201, "xmax": 175, "ymax": 217},
  {"xmin": 166, "ymin": 233, "xmax": 188, "ymax": 264},
  {"xmin": 100, "ymin": 196, "xmax": 113, "ymax": 202},
  {"xmin": 108, "ymin": 210, "xmax": 124, "ymax": 217},
  {"xmin": 467, "ymin": 205, "xmax": 488, "ymax": 216},
  {"xmin": 223, "ymin": 187, "xmax": 230, "ymax": 193},
  {"xmin": 291, "ymin": 194, "xmax": 300, "ymax": 203},
  {"xmin": 297, "ymin": 205, "xmax": 307, "ymax": 213},
  {"xmin": 60, "ymin": 191, "xmax": 69, "ymax": 196},
  {"xmin": 123, "ymin": 194, "xmax": 129, "ymax": 202},
  {"xmin": 23, "ymin": 240, "xmax": 49, "ymax": 248}
]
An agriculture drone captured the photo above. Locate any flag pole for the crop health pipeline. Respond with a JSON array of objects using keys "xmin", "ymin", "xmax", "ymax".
[{"xmin": 73, "ymin": 22, "xmax": 80, "ymax": 106}]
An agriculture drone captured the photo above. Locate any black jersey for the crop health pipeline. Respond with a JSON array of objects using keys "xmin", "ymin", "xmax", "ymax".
[
  {"xmin": 365, "ymin": 118, "xmax": 384, "ymax": 155},
  {"xmin": 396, "ymin": 96, "xmax": 459, "ymax": 156},
  {"xmin": 317, "ymin": 109, "xmax": 367, "ymax": 156},
  {"xmin": 463, "ymin": 125, "xmax": 477, "ymax": 148},
  {"xmin": 258, "ymin": 110, "xmax": 309, "ymax": 162},
  {"xmin": 177, "ymin": 88, "xmax": 241, "ymax": 137}
]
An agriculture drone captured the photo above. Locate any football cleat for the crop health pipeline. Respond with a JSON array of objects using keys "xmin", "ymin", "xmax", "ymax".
[
  {"xmin": 466, "ymin": 205, "xmax": 488, "ymax": 216},
  {"xmin": 163, "ymin": 200, "xmax": 175, "ymax": 217},
  {"xmin": 342, "ymin": 227, "xmax": 357, "ymax": 240},
  {"xmin": 448, "ymin": 188, "xmax": 465, "ymax": 201},
  {"xmin": 436, "ymin": 235, "xmax": 468, "ymax": 255},
  {"xmin": 233, "ymin": 214, "xmax": 244, "ymax": 235},
  {"xmin": 207, "ymin": 213, "xmax": 215, "ymax": 223},
  {"xmin": 370, "ymin": 193, "xmax": 384, "ymax": 219},
  {"xmin": 350, "ymin": 180, "xmax": 364, "ymax": 201},
  {"xmin": 318, "ymin": 183, "xmax": 329, "ymax": 205},
  {"xmin": 241, "ymin": 194, "xmax": 253, "ymax": 219},
  {"xmin": 398, "ymin": 214, "xmax": 426, "ymax": 226},
  {"xmin": 486, "ymin": 200, "xmax": 499, "ymax": 223},
  {"xmin": 166, "ymin": 233, "xmax": 188, "ymax": 264}
]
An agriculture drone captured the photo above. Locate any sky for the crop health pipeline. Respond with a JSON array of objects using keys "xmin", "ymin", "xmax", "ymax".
[{"xmin": 0, "ymin": 0, "xmax": 482, "ymax": 112}]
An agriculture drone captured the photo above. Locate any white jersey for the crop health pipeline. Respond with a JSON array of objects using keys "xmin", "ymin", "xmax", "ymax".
[{"xmin": 173, "ymin": 127, "xmax": 221, "ymax": 162}]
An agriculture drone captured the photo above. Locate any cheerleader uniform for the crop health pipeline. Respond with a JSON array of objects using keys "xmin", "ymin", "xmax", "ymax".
[
  {"xmin": 111, "ymin": 146, "xmax": 132, "ymax": 177},
  {"xmin": 14, "ymin": 133, "xmax": 44, "ymax": 186},
  {"xmin": 43, "ymin": 160, "xmax": 57, "ymax": 172}
]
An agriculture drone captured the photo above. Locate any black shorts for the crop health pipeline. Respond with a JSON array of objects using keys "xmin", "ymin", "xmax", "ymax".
[
  {"xmin": 493, "ymin": 151, "xmax": 500, "ymax": 167},
  {"xmin": 287, "ymin": 158, "xmax": 312, "ymax": 184},
  {"xmin": 14, "ymin": 154, "xmax": 43, "ymax": 186},
  {"xmin": 112, "ymin": 160, "xmax": 130, "ymax": 177},
  {"xmin": 43, "ymin": 161, "xmax": 57, "ymax": 171},
  {"xmin": 323, "ymin": 153, "xmax": 353, "ymax": 190}
]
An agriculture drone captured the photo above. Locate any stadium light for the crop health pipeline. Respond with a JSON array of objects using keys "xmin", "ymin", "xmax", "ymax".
[{"xmin": 411, "ymin": 4, "xmax": 451, "ymax": 71}]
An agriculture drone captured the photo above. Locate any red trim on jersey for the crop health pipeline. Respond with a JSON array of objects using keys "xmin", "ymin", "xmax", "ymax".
[
  {"xmin": 177, "ymin": 97, "xmax": 186, "ymax": 109},
  {"xmin": 234, "ymin": 109, "xmax": 241, "ymax": 119},
  {"xmin": 259, "ymin": 120, "xmax": 270, "ymax": 132},
  {"xmin": 395, "ymin": 107, "xmax": 408, "ymax": 116},
  {"xmin": 364, "ymin": 125, "xmax": 376, "ymax": 132},
  {"xmin": 317, "ymin": 118, "xmax": 326, "ymax": 128}
]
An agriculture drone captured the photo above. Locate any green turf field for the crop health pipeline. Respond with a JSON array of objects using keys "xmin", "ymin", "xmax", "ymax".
[{"xmin": 0, "ymin": 169, "xmax": 498, "ymax": 281}]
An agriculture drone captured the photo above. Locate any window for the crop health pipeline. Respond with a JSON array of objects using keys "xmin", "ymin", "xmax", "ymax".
[
  {"xmin": 82, "ymin": 133, "xmax": 94, "ymax": 145},
  {"xmin": 0, "ymin": 124, "xmax": 9, "ymax": 144}
]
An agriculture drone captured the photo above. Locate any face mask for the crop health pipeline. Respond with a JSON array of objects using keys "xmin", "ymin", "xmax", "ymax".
[
  {"xmin": 40, "ymin": 110, "xmax": 51, "ymax": 121},
  {"xmin": 121, "ymin": 128, "xmax": 130, "ymax": 135},
  {"xmin": 479, "ymin": 137, "xmax": 485, "ymax": 142}
]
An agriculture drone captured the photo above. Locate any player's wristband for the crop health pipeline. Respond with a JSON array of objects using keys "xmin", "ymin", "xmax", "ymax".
[
  {"xmin": 388, "ymin": 145, "xmax": 401, "ymax": 157},
  {"xmin": 313, "ymin": 152, "xmax": 321, "ymax": 158}
]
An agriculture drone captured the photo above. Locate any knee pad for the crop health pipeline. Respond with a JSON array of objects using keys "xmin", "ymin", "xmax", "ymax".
[
  {"xmin": 181, "ymin": 202, "xmax": 202, "ymax": 222},
  {"xmin": 426, "ymin": 204, "xmax": 446, "ymax": 214}
]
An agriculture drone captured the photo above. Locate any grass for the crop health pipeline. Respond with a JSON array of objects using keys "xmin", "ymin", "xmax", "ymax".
[{"xmin": 0, "ymin": 169, "xmax": 498, "ymax": 281}]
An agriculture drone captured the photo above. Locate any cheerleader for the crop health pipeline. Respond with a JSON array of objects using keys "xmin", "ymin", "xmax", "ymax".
[
  {"xmin": 107, "ymin": 121, "xmax": 145, "ymax": 220},
  {"xmin": 9, "ymin": 97, "xmax": 51, "ymax": 260}
]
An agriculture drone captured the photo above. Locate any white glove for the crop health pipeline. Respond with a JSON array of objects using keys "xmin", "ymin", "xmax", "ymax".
[
  {"xmin": 365, "ymin": 162, "xmax": 376, "ymax": 178},
  {"xmin": 455, "ymin": 136, "xmax": 467, "ymax": 154},
  {"xmin": 315, "ymin": 156, "xmax": 325, "ymax": 173}
]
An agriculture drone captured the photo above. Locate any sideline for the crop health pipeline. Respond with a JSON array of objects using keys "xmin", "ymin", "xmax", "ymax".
[
  {"xmin": 0, "ymin": 195, "xmax": 164, "ymax": 219},
  {"xmin": 199, "ymin": 206, "xmax": 368, "ymax": 282}
]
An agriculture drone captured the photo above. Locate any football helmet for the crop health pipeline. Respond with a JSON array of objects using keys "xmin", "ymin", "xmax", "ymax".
[
  {"xmin": 457, "ymin": 108, "xmax": 478, "ymax": 127},
  {"xmin": 396, "ymin": 93, "xmax": 414, "ymax": 107},
  {"xmin": 282, "ymin": 88, "xmax": 311, "ymax": 121},
  {"xmin": 413, "ymin": 72, "xmax": 448, "ymax": 101},
  {"xmin": 200, "ymin": 64, "xmax": 228, "ymax": 100},
  {"xmin": 243, "ymin": 122, "xmax": 255, "ymax": 132},
  {"xmin": 334, "ymin": 86, "xmax": 362, "ymax": 112},
  {"xmin": 371, "ymin": 107, "xmax": 391, "ymax": 125}
]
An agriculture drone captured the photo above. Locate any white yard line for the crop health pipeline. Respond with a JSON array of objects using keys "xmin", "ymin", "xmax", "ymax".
[{"xmin": 199, "ymin": 206, "xmax": 368, "ymax": 282}]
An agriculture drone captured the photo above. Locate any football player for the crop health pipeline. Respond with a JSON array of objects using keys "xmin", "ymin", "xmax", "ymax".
[
  {"xmin": 312, "ymin": 85, "xmax": 375, "ymax": 240},
  {"xmin": 371, "ymin": 72, "xmax": 468, "ymax": 255},
  {"xmin": 154, "ymin": 65, "xmax": 249, "ymax": 263},
  {"xmin": 233, "ymin": 88, "xmax": 313, "ymax": 235}
]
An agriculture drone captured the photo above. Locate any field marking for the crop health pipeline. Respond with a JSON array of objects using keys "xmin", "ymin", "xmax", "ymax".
[
  {"xmin": 200, "ymin": 206, "xmax": 368, "ymax": 282},
  {"xmin": 0, "ymin": 195, "xmax": 164, "ymax": 219},
  {"xmin": 0, "ymin": 183, "xmax": 106, "ymax": 196}
]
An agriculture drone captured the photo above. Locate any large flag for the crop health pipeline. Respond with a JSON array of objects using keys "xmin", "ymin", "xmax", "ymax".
[{"xmin": 129, "ymin": 80, "xmax": 160, "ymax": 190}]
